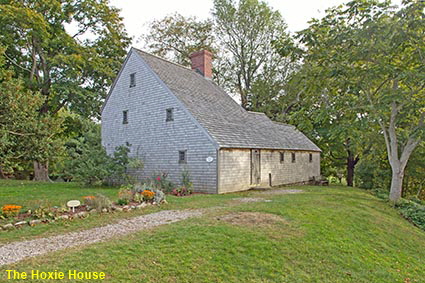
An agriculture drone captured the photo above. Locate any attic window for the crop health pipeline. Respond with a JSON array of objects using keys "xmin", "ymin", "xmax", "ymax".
[
  {"xmin": 309, "ymin": 153, "xmax": 313, "ymax": 163},
  {"xmin": 130, "ymin": 73, "xmax": 136, "ymax": 87},
  {"xmin": 178, "ymin": 150, "xmax": 187, "ymax": 164},
  {"xmin": 291, "ymin": 152, "xmax": 296, "ymax": 163},
  {"xmin": 123, "ymin": 110, "xmax": 128, "ymax": 124},
  {"xmin": 166, "ymin": 108, "xmax": 174, "ymax": 122},
  {"xmin": 280, "ymin": 152, "xmax": 284, "ymax": 163}
]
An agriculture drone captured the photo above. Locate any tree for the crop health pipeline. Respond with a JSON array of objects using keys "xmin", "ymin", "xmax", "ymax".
[
  {"xmin": 212, "ymin": 0, "xmax": 293, "ymax": 109},
  {"xmin": 142, "ymin": 13, "xmax": 217, "ymax": 67},
  {"xmin": 294, "ymin": 0, "xmax": 425, "ymax": 201},
  {"xmin": 0, "ymin": 47, "xmax": 63, "ymax": 180},
  {"xmin": 0, "ymin": 0, "xmax": 131, "ymax": 180}
]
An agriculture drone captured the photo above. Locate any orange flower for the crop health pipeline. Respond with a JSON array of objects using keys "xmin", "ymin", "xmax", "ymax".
[
  {"xmin": 1, "ymin": 204, "xmax": 22, "ymax": 217},
  {"xmin": 83, "ymin": 196, "xmax": 96, "ymax": 200},
  {"xmin": 142, "ymin": 190, "xmax": 155, "ymax": 200}
]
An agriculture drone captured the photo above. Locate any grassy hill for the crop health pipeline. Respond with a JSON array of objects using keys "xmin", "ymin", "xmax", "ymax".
[{"xmin": 1, "ymin": 182, "xmax": 424, "ymax": 282}]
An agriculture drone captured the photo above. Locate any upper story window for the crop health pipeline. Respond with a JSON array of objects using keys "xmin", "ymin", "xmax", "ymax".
[
  {"xmin": 280, "ymin": 152, "xmax": 284, "ymax": 163},
  {"xmin": 130, "ymin": 73, "xmax": 136, "ymax": 88},
  {"xmin": 166, "ymin": 108, "xmax": 174, "ymax": 122},
  {"xmin": 179, "ymin": 150, "xmax": 187, "ymax": 164},
  {"xmin": 291, "ymin": 152, "xmax": 296, "ymax": 163},
  {"xmin": 309, "ymin": 153, "xmax": 313, "ymax": 163},
  {"xmin": 123, "ymin": 110, "xmax": 128, "ymax": 124}
]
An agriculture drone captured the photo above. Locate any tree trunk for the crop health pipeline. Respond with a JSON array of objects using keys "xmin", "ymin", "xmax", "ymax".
[
  {"xmin": 33, "ymin": 161, "xmax": 51, "ymax": 182},
  {"xmin": 389, "ymin": 168, "xmax": 403, "ymax": 202},
  {"xmin": 347, "ymin": 161, "xmax": 355, "ymax": 187}
]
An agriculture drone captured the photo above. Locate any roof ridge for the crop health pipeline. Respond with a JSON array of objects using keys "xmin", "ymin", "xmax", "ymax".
[{"xmin": 133, "ymin": 47, "xmax": 194, "ymax": 72}]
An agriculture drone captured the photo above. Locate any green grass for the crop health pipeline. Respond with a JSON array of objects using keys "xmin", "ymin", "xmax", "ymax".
[{"xmin": 1, "ymin": 182, "xmax": 424, "ymax": 282}]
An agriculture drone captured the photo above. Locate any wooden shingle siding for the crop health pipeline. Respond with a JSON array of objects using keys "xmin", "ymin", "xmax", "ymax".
[
  {"xmin": 101, "ymin": 50, "xmax": 217, "ymax": 193},
  {"xmin": 218, "ymin": 149, "xmax": 320, "ymax": 193}
]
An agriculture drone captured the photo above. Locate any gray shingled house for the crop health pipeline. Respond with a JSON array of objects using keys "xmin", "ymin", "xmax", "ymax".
[{"xmin": 101, "ymin": 48, "xmax": 321, "ymax": 194}]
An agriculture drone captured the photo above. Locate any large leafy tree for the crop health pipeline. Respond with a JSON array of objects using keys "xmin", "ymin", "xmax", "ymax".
[
  {"xmin": 0, "ymin": 47, "xmax": 62, "ymax": 179},
  {"xmin": 142, "ymin": 13, "xmax": 217, "ymax": 67},
  {"xmin": 0, "ymin": 0, "xmax": 131, "ymax": 180},
  {"xmin": 293, "ymin": 0, "xmax": 425, "ymax": 201},
  {"xmin": 212, "ymin": 0, "xmax": 293, "ymax": 109}
]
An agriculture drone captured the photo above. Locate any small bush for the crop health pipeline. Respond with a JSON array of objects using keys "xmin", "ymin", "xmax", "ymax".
[
  {"xmin": 92, "ymin": 194, "xmax": 112, "ymax": 211},
  {"xmin": 395, "ymin": 199, "xmax": 425, "ymax": 231},
  {"xmin": 118, "ymin": 187, "xmax": 133, "ymax": 202},
  {"xmin": 152, "ymin": 172, "xmax": 175, "ymax": 192},
  {"xmin": 116, "ymin": 198, "xmax": 129, "ymax": 206},
  {"xmin": 152, "ymin": 189, "xmax": 165, "ymax": 204}
]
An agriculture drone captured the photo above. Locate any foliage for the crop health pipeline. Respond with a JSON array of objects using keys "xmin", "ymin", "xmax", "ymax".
[
  {"xmin": 395, "ymin": 199, "xmax": 425, "ymax": 231},
  {"xmin": 142, "ymin": 13, "xmax": 216, "ymax": 67},
  {"xmin": 212, "ymin": 0, "xmax": 295, "ymax": 109},
  {"xmin": 152, "ymin": 189, "xmax": 165, "ymax": 204},
  {"xmin": 32, "ymin": 205, "xmax": 55, "ymax": 219},
  {"xmin": 152, "ymin": 172, "xmax": 175, "ymax": 193},
  {"xmin": 292, "ymin": 0, "xmax": 425, "ymax": 201},
  {"xmin": 63, "ymin": 119, "xmax": 140, "ymax": 186},
  {"xmin": 0, "ymin": 48, "xmax": 63, "ymax": 176},
  {"xmin": 82, "ymin": 196, "xmax": 96, "ymax": 207},
  {"xmin": 181, "ymin": 169, "xmax": 193, "ymax": 190},
  {"xmin": 91, "ymin": 194, "xmax": 112, "ymax": 212},
  {"xmin": 116, "ymin": 198, "xmax": 129, "ymax": 206},
  {"xmin": 118, "ymin": 187, "xmax": 133, "ymax": 202},
  {"xmin": 172, "ymin": 186, "xmax": 193, "ymax": 197},
  {"xmin": 1, "ymin": 204, "xmax": 21, "ymax": 218}
]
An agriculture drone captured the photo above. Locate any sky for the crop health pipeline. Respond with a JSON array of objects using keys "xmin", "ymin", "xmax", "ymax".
[{"xmin": 109, "ymin": 0, "xmax": 402, "ymax": 48}]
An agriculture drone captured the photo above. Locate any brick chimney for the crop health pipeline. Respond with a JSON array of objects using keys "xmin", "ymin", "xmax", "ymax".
[{"xmin": 189, "ymin": 50, "xmax": 213, "ymax": 80}]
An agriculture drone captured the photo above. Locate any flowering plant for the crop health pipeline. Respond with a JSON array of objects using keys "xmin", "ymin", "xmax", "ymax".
[
  {"xmin": 142, "ymin": 190, "xmax": 155, "ymax": 200},
  {"xmin": 2, "ymin": 204, "xmax": 22, "ymax": 217}
]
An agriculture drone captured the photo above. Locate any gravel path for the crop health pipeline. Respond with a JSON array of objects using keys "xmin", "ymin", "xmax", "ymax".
[{"xmin": 0, "ymin": 209, "xmax": 202, "ymax": 266}]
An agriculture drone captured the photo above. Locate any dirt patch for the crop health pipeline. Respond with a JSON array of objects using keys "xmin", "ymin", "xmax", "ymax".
[
  {"xmin": 218, "ymin": 212, "xmax": 289, "ymax": 228},
  {"xmin": 233, "ymin": 197, "xmax": 267, "ymax": 203},
  {"xmin": 260, "ymin": 189, "xmax": 304, "ymax": 195}
]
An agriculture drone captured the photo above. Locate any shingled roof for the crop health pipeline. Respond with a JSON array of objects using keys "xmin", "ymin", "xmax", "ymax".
[{"xmin": 135, "ymin": 48, "xmax": 321, "ymax": 152}]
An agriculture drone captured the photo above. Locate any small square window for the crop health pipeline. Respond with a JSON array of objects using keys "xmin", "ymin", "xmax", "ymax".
[
  {"xmin": 179, "ymin": 150, "xmax": 187, "ymax": 164},
  {"xmin": 309, "ymin": 153, "xmax": 313, "ymax": 163},
  {"xmin": 280, "ymin": 152, "xmax": 284, "ymax": 163},
  {"xmin": 166, "ymin": 108, "xmax": 174, "ymax": 122},
  {"xmin": 291, "ymin": 152, "xmax": 296, "ymax": 163},
  {"xmin": 130, "ymin": 73, "xmax": 136, "ymax": 87},
  {"xmin": 123, "ymin": 110, "xmax": 128, "ymax": 124}
]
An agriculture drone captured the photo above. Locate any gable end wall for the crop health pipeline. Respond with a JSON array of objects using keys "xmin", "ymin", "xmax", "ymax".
[{"xmin": 101, "ymin": 50, "xmax": 218, "ymax": 193}]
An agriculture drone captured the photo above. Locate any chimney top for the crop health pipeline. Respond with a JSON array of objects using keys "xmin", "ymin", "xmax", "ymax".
[{"xmin": 189, "ymin": 50, "xmax": 213, "ymax": 80}]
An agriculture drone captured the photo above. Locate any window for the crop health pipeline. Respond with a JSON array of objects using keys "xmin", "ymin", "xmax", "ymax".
[
  {"xmin": 122, "ymin": 110, "xmax": 128, "ymax": 124},
  {"xmin": 291, "ymin": 152, "xmax": 296, "ymax": 163},
  {"xmin": 280, "ymin": 152, "xmax": 284, "ymax": 163},
  {"xmin": 166, "ymin": 108, "xmax": 174, "ymax": 122},
  {"xmin": 130, "ymin": 73, "xmax": 136, "ymax": 87},
  {"xmin": 179, "ymin": 150, "xmax": 187, "ymax": 164},
  {"xmin": 309, "ymin": 153, "xmax": 313, "ymax": 163}
]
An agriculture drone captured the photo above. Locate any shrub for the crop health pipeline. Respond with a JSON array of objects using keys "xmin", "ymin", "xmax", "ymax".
[
  {"xmin": 118, "ymin": 187, "xmax": 133, "ymax": 202},
  {"xmin": 171, "ymin": 186, "xmax": 192, "ymax": 196},
  {"xmin": 92, "ymin": 194, "xmax": 112, "ymax": 211},
  {"xmin": 395, "ymin": 199, "xmax": 425, "ymax": 231},
  {"xmin": 152, "ymin": 172, "xmax": 175, "ymax": 192},
  {"xmin": 83, "ymin": 196, "xmax": 96, "ymax": 208},
  {"xmin": 152, "ymin": 189, "xmax": 166, "ymax": 204},
  {"xmin": 1, "ymin": 204, "xmax": 22, "ymax": 217},
  {"xmin": 116, "ymin": 198, "xmax": 129, "ymax": 206}
]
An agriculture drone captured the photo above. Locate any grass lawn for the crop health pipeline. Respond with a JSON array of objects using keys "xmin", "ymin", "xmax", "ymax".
[{"xmin": 1, "ymin": 182, "xmax": 425, "ymax": 282}]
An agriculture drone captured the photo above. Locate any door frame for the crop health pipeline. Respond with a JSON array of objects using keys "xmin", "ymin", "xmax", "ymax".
[{"xmin": 250, "ymin": 149, "xmax": 261, "ymax": 185}]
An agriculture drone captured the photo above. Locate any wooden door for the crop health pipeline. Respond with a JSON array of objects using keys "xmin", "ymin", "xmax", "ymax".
[{"xmin": 251, "ymin": 149, "xmax": 261, "ymax": 185}]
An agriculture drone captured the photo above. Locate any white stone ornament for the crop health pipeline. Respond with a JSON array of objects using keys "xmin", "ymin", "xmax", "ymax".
[
  {"xmin": 67, "ymin": 200, "xmax": 81, "ymax": 212},
  {"xmin": 206, "ymin": 156, "xmax": 214, "ymax": 163}
]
